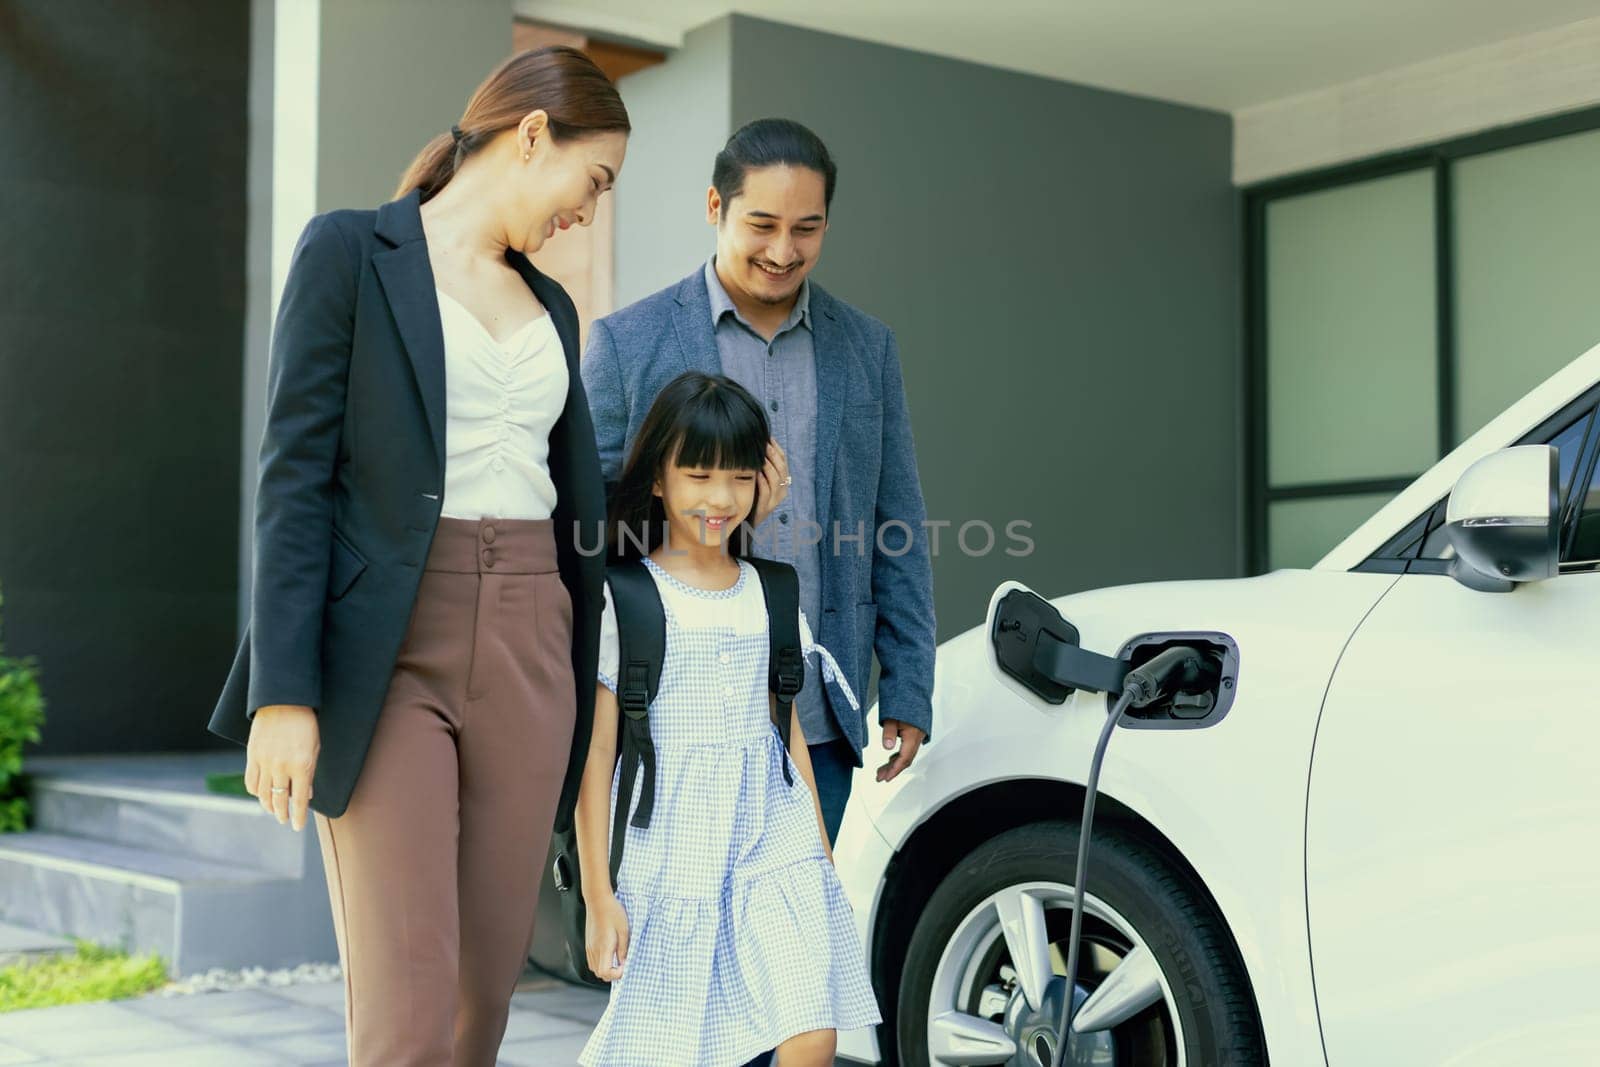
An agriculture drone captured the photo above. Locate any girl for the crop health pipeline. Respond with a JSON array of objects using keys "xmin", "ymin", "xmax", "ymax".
[
  {"xmin": 575, "ymin": 372, "xmax": 880, "ymax": 1066},
  {"xmin": 208, "ymin": 47, "xmax": 626, "ymax": 1065}
]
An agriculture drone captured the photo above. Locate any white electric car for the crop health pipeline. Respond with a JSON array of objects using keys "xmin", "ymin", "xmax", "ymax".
[{"xmin": 834, "ymin": 343, "xmax": 1600, "ymax": 1067}]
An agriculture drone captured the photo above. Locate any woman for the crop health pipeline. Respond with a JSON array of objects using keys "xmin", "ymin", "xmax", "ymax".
[{"xmin": 209, "ymin": 46, "xmax": 627, "ymax": 1066}]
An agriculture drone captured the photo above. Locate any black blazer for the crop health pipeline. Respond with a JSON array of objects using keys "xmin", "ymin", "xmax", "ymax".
[{"xmin": 210, "ymin": 190, "xmax": 606, "ymax": 821}]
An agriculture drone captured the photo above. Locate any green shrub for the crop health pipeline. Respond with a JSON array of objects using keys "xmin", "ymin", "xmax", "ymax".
[
  {"xmin": 0, "ymin": 941, "xmax": 168, "ymax": 1012},
  {"xmin": 0, "ymin": 585, "xmax": 45, "ymax": 833}
]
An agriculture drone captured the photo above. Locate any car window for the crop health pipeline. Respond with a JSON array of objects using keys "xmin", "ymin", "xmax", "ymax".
[{"xmin": 1564, "ymin": 453, "xmax": 1600, "ymax": 565}]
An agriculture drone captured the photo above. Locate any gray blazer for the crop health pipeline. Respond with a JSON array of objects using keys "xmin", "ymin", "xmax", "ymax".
[{"xmin": 582, "ymin": 269, "xmax": 935, "ymax": 755}]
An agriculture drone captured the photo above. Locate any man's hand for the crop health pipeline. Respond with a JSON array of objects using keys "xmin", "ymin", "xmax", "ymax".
[
  {"xmin": 876, "ymin": 719, "xmax": 925, "ymax": 783},
  {"xmin": 245, "ymin": 705, "xmax": 320, "ymax": 832},
  {"xmin": 751, "ymin": 440, "xmax": 791, "ymax": 528}
]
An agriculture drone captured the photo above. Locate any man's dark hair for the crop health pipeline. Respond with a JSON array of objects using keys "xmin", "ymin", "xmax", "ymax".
[{"xmin": 712, "ymin": 118, "xmax": 837, "ymax": 217}]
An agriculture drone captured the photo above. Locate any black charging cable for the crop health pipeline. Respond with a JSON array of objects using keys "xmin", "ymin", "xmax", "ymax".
[{"xmin": 1050, "ymin": 645, "xmax": 1216, "ymax": 1067}]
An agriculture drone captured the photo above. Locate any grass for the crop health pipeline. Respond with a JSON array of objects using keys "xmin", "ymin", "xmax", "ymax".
[{"xmin": 0, "ymin": 941, "xmax": 167, "ymax": 1013}]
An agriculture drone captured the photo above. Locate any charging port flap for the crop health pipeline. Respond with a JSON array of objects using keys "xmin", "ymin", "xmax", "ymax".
[{"xmin": 992, "ymin": 589, "xmax": 1132, "ymax": 702}]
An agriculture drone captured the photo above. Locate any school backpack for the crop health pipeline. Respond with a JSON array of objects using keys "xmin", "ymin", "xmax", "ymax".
[{"xmin": 552, "ymin": 555, "xmax": 805, "ymax": 986}]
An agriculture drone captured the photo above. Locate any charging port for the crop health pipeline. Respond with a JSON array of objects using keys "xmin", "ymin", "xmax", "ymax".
[{"xmin": 1113, "ymin": 632, "xmax": 1239, "ymax": 729}]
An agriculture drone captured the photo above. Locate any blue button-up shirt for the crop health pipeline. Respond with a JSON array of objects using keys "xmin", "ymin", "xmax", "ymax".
[{"xmin": 703, "ymin": 258, "xmax": 837, "ymax": 744}]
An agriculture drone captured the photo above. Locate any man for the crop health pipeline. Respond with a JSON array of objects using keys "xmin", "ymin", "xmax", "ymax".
[{"xmin": 583, "ymin": 118, "xmax": 935, "ymax": 847}]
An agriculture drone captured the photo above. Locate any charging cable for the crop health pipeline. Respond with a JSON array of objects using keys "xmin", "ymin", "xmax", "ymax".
[{"xmin": 1051, "ymin": 645, "xmax": 1216, "ymax": 1067}]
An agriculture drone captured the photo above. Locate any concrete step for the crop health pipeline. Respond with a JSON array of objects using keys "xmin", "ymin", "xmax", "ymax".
[
  {"xmin": 0, "ymin": 918, "xmax": 73, "ymax": 966},
  {"xmin": 0, "ymin": 829, "xmax": 335, "ymax": 977},
  {"xmin": 28, "ymin": 773, "xmax": 307, "ymax": 878}
]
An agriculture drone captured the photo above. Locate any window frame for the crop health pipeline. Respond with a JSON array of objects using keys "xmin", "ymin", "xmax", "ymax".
[{"xmin": 1243, "ymin": 104, "xmax": 1600, "ymax": 574}]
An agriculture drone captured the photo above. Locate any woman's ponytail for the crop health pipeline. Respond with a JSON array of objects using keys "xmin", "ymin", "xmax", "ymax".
[
  {"xmin": 394, "ymin": 130, "xmax": 460, "ymax": 203},
  {"xmin": 392, "ymin": 46, "xmax": 629, "ymax": 205}
]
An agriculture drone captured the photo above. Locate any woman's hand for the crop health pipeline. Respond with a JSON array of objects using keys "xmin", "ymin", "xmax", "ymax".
[
  {"xmin": 585, "ymin": 893, "xmax": 630, "ymax": 982},
  {"xmin": 751, "ymin": 440, "xmax": 791, "ymax": 528},
  {"xmin": 245, "ymin": 705, "xmax": 320, "ymax": 832}
]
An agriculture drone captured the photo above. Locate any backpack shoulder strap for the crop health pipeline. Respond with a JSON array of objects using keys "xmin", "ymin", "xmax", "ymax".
[
  {"xmin": 745, "ymin": 557, "xmax": 804, "ymax": 787},
  {"xmin": 604, "ymin": 559, "xmax": 666, "ymax": 885}
]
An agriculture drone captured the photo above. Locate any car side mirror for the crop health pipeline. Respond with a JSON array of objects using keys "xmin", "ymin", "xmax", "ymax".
[{"xmin": 1444, "ymin": 444, "xmax": 1559, "ymax": 592}]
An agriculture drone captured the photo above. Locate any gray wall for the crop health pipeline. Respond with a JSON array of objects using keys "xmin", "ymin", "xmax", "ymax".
[
  {"xmin": 316, "ymin": 0, "xmax": 511, "ymax": 212},
  {"xmin": 613, "ymin": 18, "xmax": 732, "ymax": 305},
  {"xmin": 238, "ymin": 0, "xmax": 514, "ymax": 626},
  {"xmin": 0, "ymin": 1, "xmax": 249, "ymax": 753},
  {"xmin": 615, "ymin": 15, "xmax": 1241, "ymax": 641}
]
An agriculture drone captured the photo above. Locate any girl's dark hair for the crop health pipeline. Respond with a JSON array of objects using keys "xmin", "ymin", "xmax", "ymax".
[
  {"xmin": 609, "ymin": 372, "xmax": 770, "ymax": 561},
  {"xmin": 396, "ymin": 46, "xmax": 631, "ymax": 203},
  {"xmin": 711, "ymin": 118, "xmax": 836, "ymax": 218}
]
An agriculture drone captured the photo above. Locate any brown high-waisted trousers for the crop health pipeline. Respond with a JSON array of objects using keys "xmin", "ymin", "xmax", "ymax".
[{"xmin": 314, "ymin": 516, "xmax": 575, "ymax": 1067}]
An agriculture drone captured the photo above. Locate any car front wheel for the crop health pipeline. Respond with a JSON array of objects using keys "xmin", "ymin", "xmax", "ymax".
[{"xmin": 895, "ymin": 821, "xmax": 1265, "ymax": 1066}]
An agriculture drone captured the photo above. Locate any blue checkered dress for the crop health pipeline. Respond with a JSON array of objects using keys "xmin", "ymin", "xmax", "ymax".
[{"xmin": 579, "ymin": 557, "xmax": 881, "ymax": 1067}]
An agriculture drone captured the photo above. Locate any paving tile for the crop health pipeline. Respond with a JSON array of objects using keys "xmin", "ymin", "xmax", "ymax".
[
  {"xmin": 264, "ymin": 981, "xmax": 346, "ymax": 1011},
  {"xmin": 181, "ymin": 1005, "xmax": 341, "ymax": 1040},
  {"xmin": 496, "ymin": 1030, "xmax": 591, "ymax": 1066},
  {"xmin": 57, "ymin": 1042, "xmax": 283, "ymax": 1067},
  {"xmin": 509, "ymin": 984, "xmax": 608, "ymax": 1025},
  {"xmin": 0, "ymin": 977, "xmax": 683, "ymax": 1065},
  {"xmin": 240, "ymin": 1026, "xmax": 347, "ymax": 1063},
  {"xmin": 0, "ymin": 1003, "xmax": 202, "ymax": 1059},
  {"xmin": 0, "ymin": 1003, "xmax": 133, "ymax": 1038},
  {"xmin": 499, "ymin": 1008, "xmax": 588, "ymax": 1043},
  {"xmin": 122, "ymin": 989, "xmax": 291, "ymax": 1021},
  {"xmin": 0, "ymin": 1041, "xmax": 42, "ymax": 1065}
]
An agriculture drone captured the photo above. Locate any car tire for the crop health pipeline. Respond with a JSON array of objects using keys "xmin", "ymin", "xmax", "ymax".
[{"xmin": 894, "ymin": 821, "xmax": 1265, "ymax": 1066}]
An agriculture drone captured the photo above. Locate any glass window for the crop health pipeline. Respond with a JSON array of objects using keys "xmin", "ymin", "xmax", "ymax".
[
  {"xmin": 1254, "ymin": 119, "xmax": 1600, "ymax": 575},
  {"xmin": 1565, "ymin": 433, "xmax": 1600, "ymax": 565},
  {"xmin": 1567, "ymin": 466, "xmax": 1600, "ymax": 563},
  {"xmin": 1370, "ymin": 506, "xmax": 1435, "ymax": 561},
  {"xmin": 1269, "ymin": 492, "xmax": 1396, "ymax": 570},
  {"xmin": 1453, "ymin": 128, "xmax": 1600, "ymax": 442},
  {"xmin": 1265, "ymin": 170, "xmax": 1438, "ymax": 488}
]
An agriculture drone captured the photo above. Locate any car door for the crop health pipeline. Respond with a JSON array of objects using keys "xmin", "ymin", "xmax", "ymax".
[{"xmin": 1304, "ymin": 395, "xmax": 1600, "ymax": 1066}]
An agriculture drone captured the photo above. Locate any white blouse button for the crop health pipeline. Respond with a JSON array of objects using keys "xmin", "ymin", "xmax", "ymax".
[
  {"xmin": 492, "ymin": 458, "xmax": 506, "ymax": 472},
  {"xmin": 719, "ymin": 652, "xmax": 731, "ymax": 665}
]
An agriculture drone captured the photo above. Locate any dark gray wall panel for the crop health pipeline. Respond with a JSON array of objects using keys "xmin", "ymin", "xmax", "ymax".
[
  {"xmin": 0, "ymin": 1, "xmax": 247, "ymax": 753},
  {"xmin": 729, "ymin": 16, "xmax": 1241, "ymax": 639}
]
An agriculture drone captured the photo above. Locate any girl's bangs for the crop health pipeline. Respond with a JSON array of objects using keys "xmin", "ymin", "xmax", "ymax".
[{"xmin": 667, "ymin": 392, "xmax": 767, "ymax": 472}]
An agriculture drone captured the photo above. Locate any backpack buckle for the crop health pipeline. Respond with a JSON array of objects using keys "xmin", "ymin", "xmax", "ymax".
[
  {"xmin": 621, "ymin": 662, "xmax": 651, "ymax": 719},
  {"xmin": 774, "ymin": 646, "xmax": 803, "ymax": 699}
]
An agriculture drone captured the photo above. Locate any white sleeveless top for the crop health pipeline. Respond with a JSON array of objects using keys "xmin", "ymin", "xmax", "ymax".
[{"xmin": 435, "ymin": 288, "xmax": 567, "ymax": 520}]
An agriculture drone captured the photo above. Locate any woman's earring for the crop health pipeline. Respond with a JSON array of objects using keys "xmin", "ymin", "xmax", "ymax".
[{"xmin": 523, "ymin": 139, "xmax": 532, "ymax": 163}]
